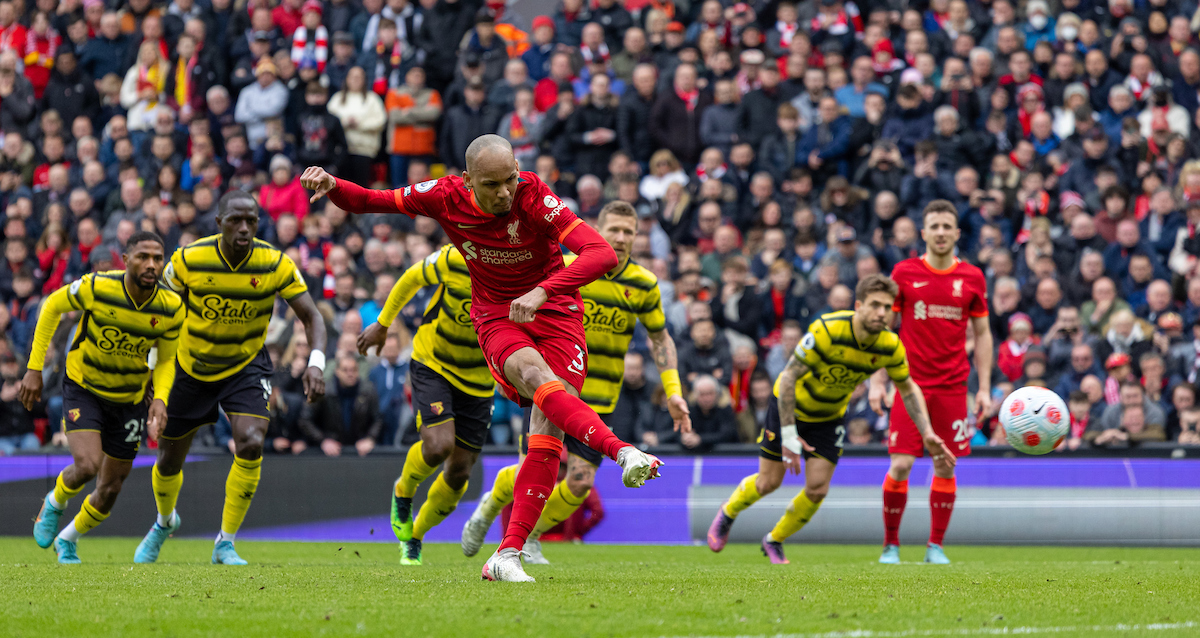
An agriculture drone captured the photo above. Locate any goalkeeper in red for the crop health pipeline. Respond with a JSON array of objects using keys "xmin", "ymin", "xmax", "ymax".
[
  {"xmin": 869, "ymin": 199, "xmax": 993, "ymax": 565},
  {"xmin": 301, "ymin": 135, "xmax": 661, "ymax": 583}
]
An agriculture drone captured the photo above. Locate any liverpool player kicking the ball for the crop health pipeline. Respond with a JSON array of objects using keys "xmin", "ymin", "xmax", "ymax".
[
  {"xmin": 301, "ymin": 135, "xmax": 661, "ymax": 582},
  {"xmin": 707, "ymin": 275, "xmax": 955, "ymax": 564},
  {"xmin": 869, "ymin": 200, "xmax": 993, "ymax": 565}
]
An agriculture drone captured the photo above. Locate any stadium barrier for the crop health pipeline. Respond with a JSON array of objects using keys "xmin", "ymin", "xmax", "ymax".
[{"xmin": 2, "ymin": 450, "xmax": 1198, "ymax": 546}]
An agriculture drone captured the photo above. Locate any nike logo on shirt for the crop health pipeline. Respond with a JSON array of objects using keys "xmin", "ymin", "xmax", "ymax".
[{"xmin": 913, "ymin": 282, "xmax": 930, "ymax": 288}]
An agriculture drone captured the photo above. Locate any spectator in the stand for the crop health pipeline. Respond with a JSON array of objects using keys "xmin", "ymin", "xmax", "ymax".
[
  {"xmin": 1028, "ymin": 278, "xmax": 1063, "ymax": 335},
  {"xmin": 567, "ymin": 73, "xmax": 620, "ymax": 181},
  {"xmin": 327, "ymin": 66, "xmax": 387, "ymax": 185},
  {"xmin": 1166, "ymin": 382, "xmax": 1198, "ymax": 442},
  {"xmin": 675, "ymin": 374, "xmax": 737, "ymax": 452},
  {"xmin": 384, "ymin": 66, "xmax": 442, "ymax": 186},
  {"xmin": 617, "ymin": 63, "xmax": 657, "ymax": 167},
  {"xmin": 302, "ymin": 354, "xmax": 382, "ymax": 456},
  {"xmin": 678, "ymin": 319, "xmax": 733, "ymax": 386},
  {"xmin": 235, "ymin": 57, "xmax": 289, "ymax": 148},
  {"xmin": 259, "ymin": 155, "xmax": 308, "ymax": 221},
  {"xmin": 765, "ymin": 319, "xmax": 803, "ymax": 380},
  {"xmin": 367, "ymin": 333, "xmax": 407, "ymax": 447},
  {"xmin": 650, "ymin": 62, "xmax": 711, "ymax": 166},
  {"xmin": 709, "ymin": 256, "xmax": 761, "ymax": 342},
  {"xmin": 440, "ymin": 77, "xmax": 497, "ymax": 174},
  {"xmin": 699, "ymin": 78, "xmax": 740, "ymax": 159},
  {"xmin": 797, "ymin": 95, "xmax": 853, "ymax": 183},
  {"xmin": 1088, "ymin": 381, "xmax": 1167, "ymax": 446},
  {"xmin": 1094, "ymin": 308, "xmax": 1154, "ymax": 371},
  {"xmin": 998, "ymin": 312, "xmax": 1038, "ymax": 382},
  {"xmin": 609, "ymin": 351, "xmax": 659, "ymax": 446},
  {"xmin": 1081, "ymin": 277, "xmax": 1129, "ymax": 336},
  {"xmin": 0, "ymin": 351, "xmax": 37, "ymax": 454}
]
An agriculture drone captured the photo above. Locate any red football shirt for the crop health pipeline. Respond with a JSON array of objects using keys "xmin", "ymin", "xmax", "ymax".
[
  {"xmin": 890, "ymin": 256, "xmax": 989, "ymax": 389},
  {"xmin": 328, "ymin": 172, "xmax": 609, "ymax": 319}
]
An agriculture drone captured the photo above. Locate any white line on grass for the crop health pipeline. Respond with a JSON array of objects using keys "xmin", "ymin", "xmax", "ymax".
[{"xmin": 661, "ymin": 620, "xmax": 1197, "ymax": 638}]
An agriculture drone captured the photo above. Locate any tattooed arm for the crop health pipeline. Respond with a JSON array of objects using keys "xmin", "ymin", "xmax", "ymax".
[
  {"xmin": 776, "ymin": 354, "xmax": 812, "ymax": 475},
  {"xmin": 648, "ymin": 328, "xmax": 691, "ymax": 433},
  {"xmin": 894, "ymin": 376, "xmax": 956, "ymax": 468}
]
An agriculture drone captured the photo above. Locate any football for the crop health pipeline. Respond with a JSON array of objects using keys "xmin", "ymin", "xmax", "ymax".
[{"xmin": 998, "ymin": 386, "xmax": 1070, "ymax": 455}]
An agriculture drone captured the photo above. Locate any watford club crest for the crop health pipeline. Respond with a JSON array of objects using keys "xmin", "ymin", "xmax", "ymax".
[
  {"xmin": 430, "ymin": 401, "xmax": 444, "ymax": 416},
  {"xmin": 150, "ymin": 317, "xmax": 159, "ymax": 328},
  {"xmin": 249, "ymin": 277, "xmax": 260, "ymax": 289},
  {"xmin": 68, "ymin": 408, "xmax": 81, "ymax": 422}
]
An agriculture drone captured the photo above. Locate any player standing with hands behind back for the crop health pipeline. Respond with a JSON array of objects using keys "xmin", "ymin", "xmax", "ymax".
[
  {"xmin": 301, "ymin": 135, "xmax": 662, "ymax": 583},
  {"xmin": 869, "ymin": 199, "xmax": 993, "ymax": 565}
]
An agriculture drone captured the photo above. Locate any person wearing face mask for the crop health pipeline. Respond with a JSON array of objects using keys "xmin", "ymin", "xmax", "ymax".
[
  {"xmin": 1055, "ymin": 13, "xmax": 1082, "ymax": 52},
  {"xmin": 1022, "ymin": 0, "xmax": 1055, "ymax": 51}
]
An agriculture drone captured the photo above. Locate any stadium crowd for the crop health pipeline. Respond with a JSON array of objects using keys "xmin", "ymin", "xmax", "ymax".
[{"xmin": 2, "ymin": 0, "xmax": 1200, "ymax": 458}]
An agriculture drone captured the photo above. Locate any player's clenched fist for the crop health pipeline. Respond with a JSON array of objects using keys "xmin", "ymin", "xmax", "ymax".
[
  {"xmin": 301, "ymin": 166, "xmax": 337, "ymax": 203},
  {"xmin": 509, "ymin": 286, "xmax": 548, "ymax": 323}
]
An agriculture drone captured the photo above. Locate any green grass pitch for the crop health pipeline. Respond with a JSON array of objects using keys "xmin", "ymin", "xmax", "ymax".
[{"xmin": 2, "ymin": 538, "xmax": 1198, "ymax": 637}]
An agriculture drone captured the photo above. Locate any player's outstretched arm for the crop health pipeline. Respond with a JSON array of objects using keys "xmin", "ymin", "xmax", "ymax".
[
  {"xmin": 776, "ymin": 355, "xmax": 814, "ymax": 475},
  {"xmin": 357, "ymin": 254, "xmax": 437, "ymax": 355},
  {"xmin": 302, "ymin": 166, "xmax": 407, "ymax": 214},
  {"xmin": 895, "ymin": 376, "xmax": 957, "ymax": 469},
  {"xmin": 19, "ymin": 286, "xmax": 75, "ymax": 410},
  {"xmin": 286, "ymin": 291, "xmax": 329, "ymax": 403},
  {"xmin": 970, "ymin": 315, "xmax": 995, "ymax": 418},
  {"xmin": 648, "ymin": 328, "xmax": 691, "ymax": 433}
]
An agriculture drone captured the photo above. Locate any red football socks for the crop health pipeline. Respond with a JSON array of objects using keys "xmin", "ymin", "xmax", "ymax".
[
  {"xmin": 499, "ymin": 434, "xmax": 564, "ymax": 552},
  {"xmin": 882, "ymin": 474, "xmax": 908, "ymax": 546},
  {"xmin": 533, "ymin": 381, "xmax": 627, "ymax": 461},
  {"xmin": 929, "ymin": 476, "xmax": 957, "ymax": 546}
]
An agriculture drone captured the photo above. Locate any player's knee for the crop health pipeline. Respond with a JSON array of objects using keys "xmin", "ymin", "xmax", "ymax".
[
  {"xmin": 94, "ymin": 478, "xmax": 124, "ymax": 507},
  {"xmin": 805, "ymin": 485, "xmax": 829, "ymax": 502},
  {"xmin": 422, "ymin": 437, "xmax": 454, "ymax": 464},
  {"xmin": 73, "ymin": 457, "xmax": 101, "ymax": 481},
  {"xmin": 234, "ymin": 431, "xmax": 265, "ymax": 459},
  {"xmin": 517, "ymin": 365, "xmax": 553, "ymax": 393},
  {"xmin": 889, "ymin": 458, "xmax": 914, "ymax": 481}
]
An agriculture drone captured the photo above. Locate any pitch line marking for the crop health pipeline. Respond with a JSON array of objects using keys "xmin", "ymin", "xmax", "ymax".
[{"xmin": 661, "ymin": 620, "xmax": 1198, "ymax": 638}]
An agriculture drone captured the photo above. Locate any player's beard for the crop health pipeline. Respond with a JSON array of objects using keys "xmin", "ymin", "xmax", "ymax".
[{"xmin": 134, "ymin": 270, "xmax": 159, "ymax": 291}]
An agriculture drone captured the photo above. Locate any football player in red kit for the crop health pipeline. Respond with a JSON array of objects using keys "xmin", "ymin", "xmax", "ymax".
[
  {"xmin": 301, "ymin": 135, "xmax": 661, "ymax": 582},
  {"xmin": 869, "ymin": 199, "xmax": 994, "ymax": 565}
]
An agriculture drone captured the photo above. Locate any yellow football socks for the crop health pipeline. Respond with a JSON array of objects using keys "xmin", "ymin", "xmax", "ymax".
[
  {"xmin": 59, "ymin": 497, "xmax": 109, "ymax": 542},
  {"xmin": 220, "ymin": 456, "xmax": 261, "ymax": 536},
  {"xmin": 479, "ymin": 464, "xmax": 518, "ymax": 519},
  {"xmin": 52, "ymin": 471, "xmax": 84, "ymax": 509},
  {"xmin": 152, "ymin": 464, "xmax": 183, "ymax": 523},
  {"xmin": 531, "ymin": 479, "xmax": 588, "ymax": 538},
  {"xmin": 412, "ymin": 472, "xmax": 468, "ymax": 540},
  {"xmin": 395, "ymin": 441, "xmax": 437, "ymax": 499},
  {"xmin": 768, "ymin": 490, "xmax": 822, "ymax": 543},
  {"xmin": 723, "ymin": 473, "xmax": 762, "ymax": 518}
]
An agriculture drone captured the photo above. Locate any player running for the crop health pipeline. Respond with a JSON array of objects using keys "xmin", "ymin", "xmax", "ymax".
[
  {"xmin": 302, "ymin": 135, "xmax": 661, "ymax": 583},
  {"xmin": 707, "ymin": 274, "xmax": 955, "ymax": 564},
  {"xmin": 356, "ymin": 243, "xmax": 495, "ymax": 566},
  {"xmin": 133, "ymin": 191, "xmax": 328, "ymax": 566},
  {"xmin": 460, "ymin": 201, "xmax": 692, "ymax": 565},
  {"xmin": 22, "ymin": 232, "xmax": 184, "ymax": 563},
  {"xmin": 868, "ymin": 199, "xmax": 992, "ymax": 565}
]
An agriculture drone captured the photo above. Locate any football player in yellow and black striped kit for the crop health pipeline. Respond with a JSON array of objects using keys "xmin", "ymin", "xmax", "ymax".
[
  {"xmin": 705, "ymin": 274, "xmax": 955, "ymax": 564},
  {"xmin": 460, "ymin": 201, "xmax": 692, "ymax": 565},
  {"xmin": 132, "ymin": 191, "xmax": 329, "ymax": 566},
  {"xmin": 22, "ymin": 232, "xmax": 184, "ymax": 563},
  {"xmin": 356, "ymin": 242, "xmax": 496, "ymax": 566}
]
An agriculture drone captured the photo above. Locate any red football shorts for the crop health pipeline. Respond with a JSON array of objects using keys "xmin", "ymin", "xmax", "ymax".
[
  {"xmin": 474, "ymin": 308, "xmax": 588, "ymax": 407},
  {"xmin": 888, "ymin": 385, "xmax": 971, "ymax": 457}
]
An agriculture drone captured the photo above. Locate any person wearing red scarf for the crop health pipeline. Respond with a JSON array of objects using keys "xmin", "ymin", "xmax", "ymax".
[
  {"xmin": 22, "ymin": 12, "xmax": 58, "ymax": 99},
  {"xmin": 0, "ymin": 1, "xmax": 25, "ymax": 55},
  {"xmin": 1016, "ymin": 83, "xmax": 1045, "ymax": 137}
]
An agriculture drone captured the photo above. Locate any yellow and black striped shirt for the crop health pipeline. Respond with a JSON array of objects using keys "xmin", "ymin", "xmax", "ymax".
[
  {"xmin": 28, "ymin": 271, "xmax": 185, "ymax": 404},
  {"xmin": 573, "ymin": 256, "xmax": 668, "ymax": 414},
  {"xmin": 773, "ymin": 310, "xmax": 910, "ymax": 422},
  {"xmin": 379, "ymin": 245, "xmax": 494, "ymax": 397},
  {"xmin": 164, "ymin": 236, "xmax": 308, "ymax": 382}
]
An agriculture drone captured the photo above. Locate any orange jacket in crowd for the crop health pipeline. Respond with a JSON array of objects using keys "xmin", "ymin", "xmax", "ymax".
[{"xmin": 384, "ymin": 85, "xmax": 442, "ymax": 157}]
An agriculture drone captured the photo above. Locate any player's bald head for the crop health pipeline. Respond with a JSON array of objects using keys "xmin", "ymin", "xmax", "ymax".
[{"xmin": 465, "ymin": 135, "xmax": 515, "ymax": 173}]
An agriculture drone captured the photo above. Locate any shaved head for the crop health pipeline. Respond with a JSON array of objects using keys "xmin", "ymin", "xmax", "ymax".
[
  {"xmin": 463, "ymin": 135, "xmax": 520, "ymax": 215},
  {"xmin": 465, "ymin": 134, "xmax": 515, "ymax": 173}
]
